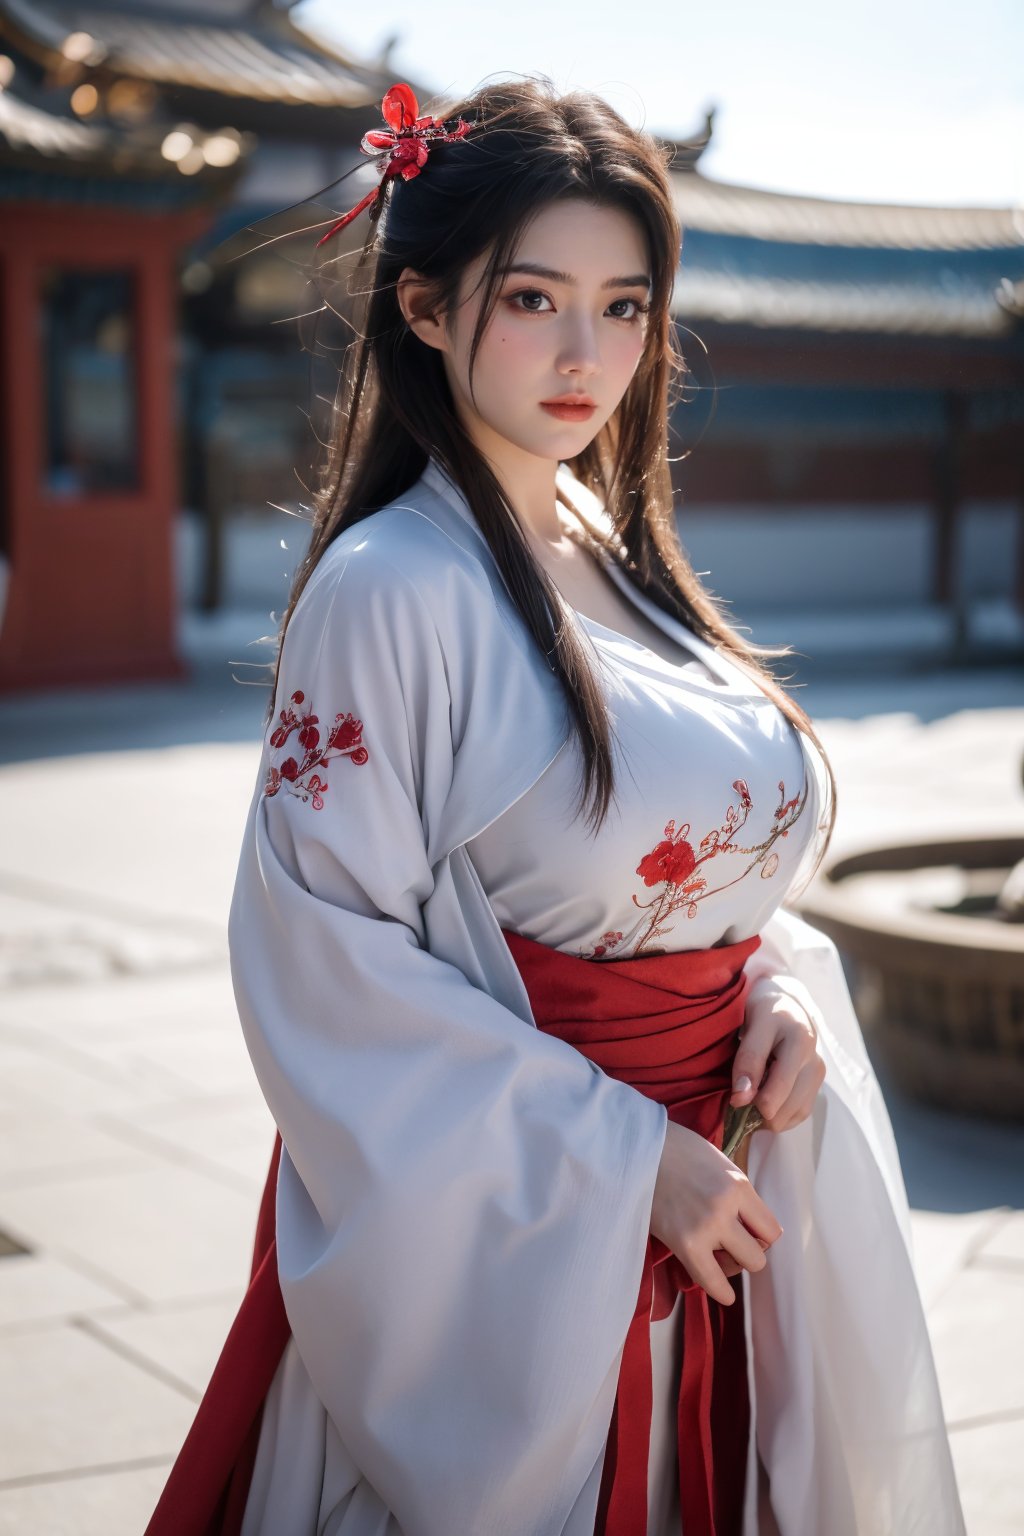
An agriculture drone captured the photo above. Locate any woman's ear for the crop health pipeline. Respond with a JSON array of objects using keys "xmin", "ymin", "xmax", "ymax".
[{"xmin": 396, "ymin": 267, "xmax": 447, "ymax": 353}]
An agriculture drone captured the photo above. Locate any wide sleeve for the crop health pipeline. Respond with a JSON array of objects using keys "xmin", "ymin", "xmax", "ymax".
[
  {"xmin": 227, "ymin": 537, "xmax": 669, "ymax": 1536},
  {"xmin": 742, "ymin": 906, "xmax": 966, "ymax": 1535}
]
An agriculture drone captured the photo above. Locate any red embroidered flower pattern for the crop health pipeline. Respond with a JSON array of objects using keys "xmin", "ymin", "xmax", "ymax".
[
  {"xmin": 263, "ymin": 689, "xmax": 369, "ymax": 808},
  {"xmin": 579, "ymin": 775, "xmax": 807, "ymax": 960},
  {"xmin": 637, "ymin": 828, "xmax": 697, "ymax": 888}
]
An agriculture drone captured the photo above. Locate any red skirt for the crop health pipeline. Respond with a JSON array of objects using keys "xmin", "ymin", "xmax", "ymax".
[
  {"xmin": 144, "ymin": 929, "xmax": 760, "ymax": 1536},
  {"xmin": 502, "ymin": 927, "xmax": 760, "ymax": 1536}
]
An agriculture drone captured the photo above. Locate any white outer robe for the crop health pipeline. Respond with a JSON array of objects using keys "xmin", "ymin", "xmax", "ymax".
[{"xmin": 229, "ymin": 458, "xmax": 966, "ymax": 1536}]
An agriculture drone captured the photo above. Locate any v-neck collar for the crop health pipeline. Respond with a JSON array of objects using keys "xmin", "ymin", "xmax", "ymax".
[{"xmin": 419, "ymin": 456, "xmax": 761, "ymax": 695}]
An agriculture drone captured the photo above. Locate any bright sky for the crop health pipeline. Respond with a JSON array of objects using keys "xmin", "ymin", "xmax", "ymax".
[{"xmin": 299, "ymin": 0, "xmax": 1023, "ymax": 209}]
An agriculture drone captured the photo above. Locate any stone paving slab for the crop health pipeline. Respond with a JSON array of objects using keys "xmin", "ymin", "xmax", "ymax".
[
  {"xmin": 0, "ymin": 1034, "xmax": 191, "ymax": 1120},
  {"xmin": 0, "ymin": 1255, "xmax": 126, "ymax": 1332},
  {"xmin": 925, "ymin": 1265, "xmax": 1024, "ymax": 1425},
  {"xmin": 0, "ymin": 676, "xmax": 1021, "ymax": 1532},
  {"xmin": 905, "ymin": 1207, "xmax": 1012, "ymax": 1312},
  {"xmin": 0, "ymin": 746, "xmax": 254, "ymax": 930},
  {"xmin": 0, "ymin": 1108, "xmax": 147, "ymax": 1190},
  {"xmin": 0, "ymin": 1162, "xmax": 258, "ymax": 1308},
  {"xmin": 0, "ymin": 965, "xmax": 241, "ymax": 1031},
  {"xmin": 85, "ymin": 1292, "xmax": 248, "ymax": 1401},
  {"xmin": 99, "ymin": 1091, "xmax": 276, "ymax": 1193},
  {"xmin": 63, "ymin": 1018, "xmax": 263, "ymax": 1102},
  {"xmin": 0, "ymin": 1325, "xmax": 195, "ymax": 1483},
  {"xmin": 947, "ymin": 1415, "xmax": 1024, "ymax": 1536},
  {"xmin": 979, "ymin": 1211, "xmax": 1024, "ymax": 1264},
  {"xmin": 0, "ymin": 1463, "xmax": 172, "ymax": 1536}
]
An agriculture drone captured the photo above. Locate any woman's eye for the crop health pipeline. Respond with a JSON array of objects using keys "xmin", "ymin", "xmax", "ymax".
[
  {"xmin": 608, "ymin": 298, "xmax": 649, "ymax": 322},
  {"xmin": 509, "ymin": 289, "xmax": 553, "ymax": 313}
]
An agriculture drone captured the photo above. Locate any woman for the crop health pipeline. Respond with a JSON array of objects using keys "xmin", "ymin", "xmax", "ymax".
[{"xmin": 147, "ymin": 77, "xmax": 964, "ymax": 1536}]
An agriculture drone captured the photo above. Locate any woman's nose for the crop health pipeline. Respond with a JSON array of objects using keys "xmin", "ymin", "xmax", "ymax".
[{"xmin": 556, "ymin": 315, "xmax": 601, "ymax": 375}]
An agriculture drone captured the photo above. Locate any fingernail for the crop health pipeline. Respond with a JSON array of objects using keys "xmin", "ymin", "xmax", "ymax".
[{"xmin": 734, "ymin": 1075, "xmax": 753, "ymax": 1096}]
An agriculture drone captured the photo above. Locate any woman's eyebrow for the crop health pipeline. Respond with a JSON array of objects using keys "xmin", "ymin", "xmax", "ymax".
[{"xmin": 500, "ymin": 261, "xmax": 652, "ymax": 291}]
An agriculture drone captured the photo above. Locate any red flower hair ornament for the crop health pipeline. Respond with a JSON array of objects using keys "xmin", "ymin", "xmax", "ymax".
[{"xmin": 316, "ymin": 83, "xmax": 474, "ymax": 247}]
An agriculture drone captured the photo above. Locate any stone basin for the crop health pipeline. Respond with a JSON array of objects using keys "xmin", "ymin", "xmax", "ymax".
[{"xmin": 798, "ymin": 835, "xmax": 1024, "ymax": 1121}]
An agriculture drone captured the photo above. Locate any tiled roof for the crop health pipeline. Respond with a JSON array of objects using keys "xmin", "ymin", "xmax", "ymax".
[
  {"xmin": 672, "ymin": 170, "xmax": 1024, "ymax": 253},
  {"xmin": 0, "ymin": 80, "xmax": 106, "ymax": 160},
  {"xmin": 0, "ymin": 71, "xmax": 239, "ymax": 188},
  {"xmin": 671, "ymin": 266, "xmax": 1022, "ymax": 338},
  {"xmin": 0, "ymin": 0, "xmax": 387, "ymax": 106},
  {"xmin": 671, "ymin": 172, "xmax": 1024, "ymax": 335}
]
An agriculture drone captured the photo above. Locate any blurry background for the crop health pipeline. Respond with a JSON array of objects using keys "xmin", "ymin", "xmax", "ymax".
[
  {"xmin": 0, "ymin": 4, "xmax": 1021, "ymax": 1533},
  {"xmin": 0, "ymin": 0, "xmax": 1022, "ymax": 694}
]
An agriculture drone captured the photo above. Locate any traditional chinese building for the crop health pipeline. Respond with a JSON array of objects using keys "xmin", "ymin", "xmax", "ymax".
[
  {"xmin": 1, "ymin": 26, "xmax": 1021, "ymax": 689},
  {"xmin": 0, "ymin": 0, "xmax": 399, "ymax": 689},
  {"xmin": 667, "ymin": 118, "xmax": 1024, "ymax": 639}
]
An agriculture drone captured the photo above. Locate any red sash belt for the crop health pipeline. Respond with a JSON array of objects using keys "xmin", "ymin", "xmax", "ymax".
[
  {"xmin": 144, "ymin": 929, "xmax": 760, "ymax": 1536},
  {"xmin": 501, "ymin": 926, "xmax": 761, "ymax": 1536}
]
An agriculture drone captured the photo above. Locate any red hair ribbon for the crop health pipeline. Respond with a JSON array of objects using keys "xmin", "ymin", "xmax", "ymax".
[{"xmin": 316, "ymin": 83, "xmax": 474, "ymax": 247}]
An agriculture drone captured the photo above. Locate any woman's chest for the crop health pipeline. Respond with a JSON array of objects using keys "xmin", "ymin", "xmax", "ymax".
[
  {"xmin": 535, "ymin": 536, "xmax": 722, "ymax": 679},
  {"xmin": 467, "ymin": 644, "xmax": 815, "ymax": 959}
]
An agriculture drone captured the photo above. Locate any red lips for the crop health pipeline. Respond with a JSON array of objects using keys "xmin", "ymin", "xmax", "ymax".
[{"xmin": 540, "ymin": 394, "xmax": 597, "ymax": 422}]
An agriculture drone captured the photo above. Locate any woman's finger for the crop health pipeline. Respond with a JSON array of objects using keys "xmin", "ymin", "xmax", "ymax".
[
  {"xmin": 730, "ymin": 1010, "xmax": 775, "ymax": 1106},
  {"xmin": 733, "ymin": 982, "xmax": 818, "ymax": 1110},
  {"xmin": 680, "ymin": 1240, "xmax": 740, "ymax": 1307},
  {"xmin": 752, "ymin": 1031, "xmax": 807, "ymax": 1122},
  {"xmin": 760, "ymin": 1056, "xmax": 826, "ymax": 1133},
  {"xmin": 737, "ymin": 1183, "xmax": 784, "ymax": 1248},
  {"xmin": 720, "ymin": 1218, "xmax": 771, "ymax": 1276}
]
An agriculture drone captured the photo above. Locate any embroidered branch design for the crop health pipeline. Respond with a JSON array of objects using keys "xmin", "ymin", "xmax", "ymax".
[
  {"xmin": 581, "ymin": 775, "xmax": 807, "ymax": 959},
  {"xmin": 263, "ymin": 690, "xmax": 369, "ymax": 809}
]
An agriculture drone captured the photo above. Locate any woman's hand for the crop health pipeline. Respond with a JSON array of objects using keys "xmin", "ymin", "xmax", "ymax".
[
  {"xmin": 730, "ymin": 977, "xmax": 827, "ymax": 1134},
  {"xmin": 649, "ymin": 1122, "xmax": 783, "ymax": 1307}
]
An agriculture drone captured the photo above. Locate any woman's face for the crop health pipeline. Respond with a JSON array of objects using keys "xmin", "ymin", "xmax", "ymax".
[{"xmin": 399, "ymin": 198, "xmax": 653, "ymax": 471}]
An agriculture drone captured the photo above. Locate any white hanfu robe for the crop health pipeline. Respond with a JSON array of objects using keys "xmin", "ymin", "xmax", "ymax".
[
  {"xmin": 466, "ymin": 589, "xmax": 819, "ymax": 1532},
  {"xmin": 231, "ymin": 455, "xmax": 965, "ymax": 1536}
]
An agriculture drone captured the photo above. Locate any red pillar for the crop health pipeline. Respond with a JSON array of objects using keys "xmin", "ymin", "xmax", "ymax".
[{"xmin": 0, "ymin": 203, "xmax": 206, "ymax": 691}]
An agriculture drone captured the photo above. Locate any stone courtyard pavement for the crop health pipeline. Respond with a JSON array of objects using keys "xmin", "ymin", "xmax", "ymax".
[{"xmin": 0, "ymin": 624, "xmax": 1022, "ymax": 1534}]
